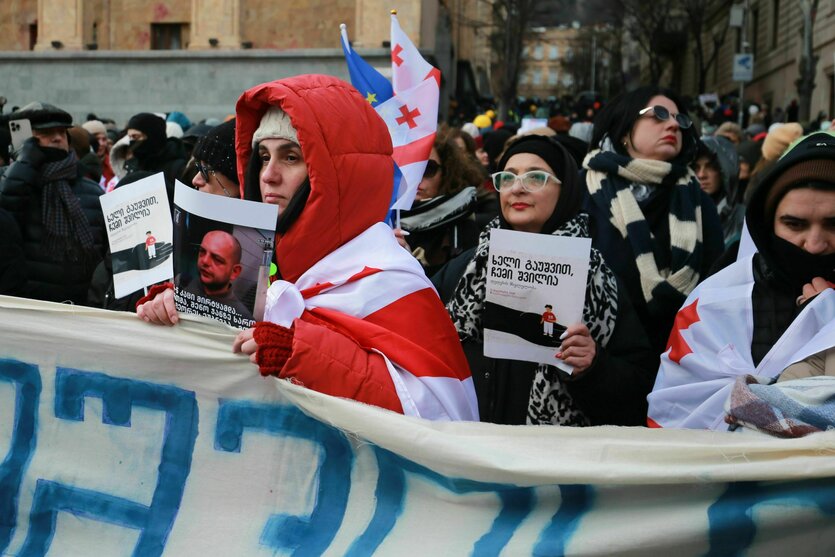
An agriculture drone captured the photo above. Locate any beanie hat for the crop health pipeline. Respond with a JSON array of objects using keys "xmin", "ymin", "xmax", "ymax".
[
  {"xmin": 764, "ymin": 158, "xmax": 835, "ymax": 219},
  {"xmin": 473, "ymin": 114, "xmax": 492, "ymax": 129},
  {"xmin": 461, "ymin": 122, "xmax": 480, "ymax": 139},
  {"xmin": 82, "ymin": 120, "xmax": 107, "ymax": 136},
  {"xmin": 127, "ymin": 113, "xmax": 166, "ymax": 143},
  {"xmin": 166, "ymin": 121, "xmax": 183, "ymax": 138},
  {"xmin": 498, "ymin": 134, "xmax": 567, "ymax": 183},
  {"xmin": 761, "ymin": 123, "xmax": 803, "ymax": 161},
  {"xmin": 252, "ymin": 107, "xmax": 298, "ymax": 147},
  {"xmin": 166, "ymin": 111, "xmax": 192, "ymax": 132},
  {"xmin": 193, "ymin": 118, "xmax": 239, "ymax": 185},
  {"xmin": 746, "ymin": 132, "xmax": 835, "ymax": 252}
]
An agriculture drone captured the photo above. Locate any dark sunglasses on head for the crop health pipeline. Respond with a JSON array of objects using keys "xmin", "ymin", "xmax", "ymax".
[
  {"xmin": 638, "ymin": 105, "xmax": 693, "ymax": 129},
  {"xmin": 423, "ymin": 159, "xmax": 441, "ymax": 179}
]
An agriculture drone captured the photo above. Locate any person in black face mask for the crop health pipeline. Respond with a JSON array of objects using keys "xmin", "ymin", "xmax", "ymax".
[
  {"xmin": 0, "ymin": 102, "xmax": 106, "ymax": 305},
  {"xmin": 120, "ymin": 112, "xmax": 188, "ymax": 203},
  {"xmin": 648, "ymin": 131, "xmax": 835, "ymax": 431}
]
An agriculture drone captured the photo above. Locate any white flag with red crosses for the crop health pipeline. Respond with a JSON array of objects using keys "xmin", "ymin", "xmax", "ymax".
[
  {"xmin": 375, "ymin": 12, "xmax": 439, "ymax": 210},
  {"xmin": 647, "ymin": 256, "xmax": 835, "ymax": 431}
]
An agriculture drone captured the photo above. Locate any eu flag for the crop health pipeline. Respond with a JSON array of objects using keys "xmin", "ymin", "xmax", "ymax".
[{"xmin": 340, "ymin": 24, "xmax": 393, "ymax": 107}]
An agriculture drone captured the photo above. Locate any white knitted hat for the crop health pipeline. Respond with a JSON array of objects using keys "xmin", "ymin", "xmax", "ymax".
[
  {"xmin": 252, "ymin": 107, "xmax": 298, "ymax": 147},
  {"xmin": 82, "ymin": 120, "xmax": 107, "ymax": 136}
]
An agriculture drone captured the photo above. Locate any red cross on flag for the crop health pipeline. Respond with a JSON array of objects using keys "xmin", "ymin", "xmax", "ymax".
[
  {"xmin": 390, "ymin": 14, "xmax": 441, "ymax": 94},
  {"xmin": 375, "ymin": 76, "xmax": 439, "ymax": 209}
]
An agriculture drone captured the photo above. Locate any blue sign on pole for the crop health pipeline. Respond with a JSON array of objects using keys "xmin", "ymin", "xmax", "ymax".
[{"xmin": 733, "ymin": 53, "xmax": 754, "ymax": 82}]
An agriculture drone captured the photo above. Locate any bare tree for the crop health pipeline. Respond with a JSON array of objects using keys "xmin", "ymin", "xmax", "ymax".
[
  {"xmin": 489, "ymin": 0, "xmax": 541, "ymax": 119},
  {"xmin": 680, "ymin": 0, "xmax": 732, "ymax": 94},
  {"xmin": 614, "ymin": 0, "xmax": 683, "ymax": 85},
  {"xmin": 795, "ymin": 0, "xmax": 819, "ymax": 122}
]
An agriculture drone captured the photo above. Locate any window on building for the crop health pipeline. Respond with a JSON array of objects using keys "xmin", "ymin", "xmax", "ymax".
[
  {"xmin": 29, "ymin": 23, "xmax": 37, "ymax": 51},
  {"xmin": 548, "ymin": 69, "xmax": 559, "ymax": 85},
  {"xmin": 549, "ymin": 45, "xmax": 559, "ymax": 59},
  {"xmin": 771, "ymin": 0, "xmax": 779, "ymax": 48},
  {"xmin": 533, "ymin": 70, "xmax": 542, "ymax": 85},
  {"xmin": 533, "ymin": 45, "xmax": 543, "ymax": 60},
  {"xmin": 151, "ymin": 23, "xmax": 184, "ymax": 50},
  {"xmin": 566, "ymin": 47, "xmax": 574, "ymax": 61},
  {"xmin": 522, "ymin": 46, "xmax": 529, "ymax": 59},
  {"xmin": 520, "ymin": 72, "xmax": 529, "ymax": 85},
  {"xmin": 562, "ymin": 74, "xmax": 574, "ymax": 88}
]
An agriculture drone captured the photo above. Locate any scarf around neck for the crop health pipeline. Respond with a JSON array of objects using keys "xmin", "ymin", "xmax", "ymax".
[
  {"xmin": 40, "ymin": 150, "xmax": 97, "ymax": 264},
  {"xmin": 583, "ymin": 148, "xmax": 704, "ymax": 312}
]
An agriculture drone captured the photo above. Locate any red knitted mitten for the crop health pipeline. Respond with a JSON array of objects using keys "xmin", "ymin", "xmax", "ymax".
[
  {"xmin": 135, "ymin": 282, "xmax": 174, "ymax": 309},
  {"xmin": 253, "ymin": 322, "xmax": 295, "ymax": 377}
]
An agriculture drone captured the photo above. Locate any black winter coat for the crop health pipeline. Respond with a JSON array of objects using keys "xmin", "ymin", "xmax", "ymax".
[
  {"xmin": 433, "ymin": 249, "xmax": 659, "ymax": 426},
  {"xmin": 0, "ymin": 206, "xmax": 27, "ymax": 296},
  {"xmin": 0, "ymin": 160, "xmax": 106, "ymax": 305}
]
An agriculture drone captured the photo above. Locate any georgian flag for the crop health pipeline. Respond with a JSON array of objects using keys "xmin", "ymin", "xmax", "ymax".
[
  {"xmin": 338, "ymin": 16, "xmax": 440, "ymax": 211},
  {"xmin": 264, "ymin": 222, "xmax": 479, "ymax": 421},
  {"xmin": 647, "ymin": 255, "xmax": 835, "ymax": 430},
  {"xmin": 383, "ymin": 13, "xmax": 440, "ymax": 210},
  {"xmin": 390, "ymin": 13, "xmax": 442, "ymax": 94},
  {"xmin": 376, "ymin": 78, "xmax": 439, "ymax": 210}
]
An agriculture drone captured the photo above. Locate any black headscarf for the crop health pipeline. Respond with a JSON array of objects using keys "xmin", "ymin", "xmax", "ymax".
[{"xmin": 495, "ymin": 135, "xmax": 582, "ymax": 235}]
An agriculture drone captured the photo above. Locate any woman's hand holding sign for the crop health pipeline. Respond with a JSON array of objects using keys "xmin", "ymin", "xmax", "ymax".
[{"xmin": 556, "ymin": 324, "xmax": 596, "ymax": 375}]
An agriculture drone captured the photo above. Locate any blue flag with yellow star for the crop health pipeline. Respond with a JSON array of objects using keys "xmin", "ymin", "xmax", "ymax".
[{"xmin": 340, "ymin": 24, "xmax": 393, "ymax": 107}]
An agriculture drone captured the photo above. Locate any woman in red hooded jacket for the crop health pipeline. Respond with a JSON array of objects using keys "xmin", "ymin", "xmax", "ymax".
[{"xmin": 139, "ymin": 75, "xmax": 478, "ymax": 421}]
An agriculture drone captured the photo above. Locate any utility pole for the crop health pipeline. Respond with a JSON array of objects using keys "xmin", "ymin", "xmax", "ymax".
[
  {"xmin": 730, "ymin": 1, "xmax": 749, "ymax": 127},
  {"xmin": 591, "ymin": 31, "xmax": 597, "ymax": 95}
]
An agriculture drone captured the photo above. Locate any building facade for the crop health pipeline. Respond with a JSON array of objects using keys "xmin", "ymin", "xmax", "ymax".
[
  {"xmin": 678, "ymin": 0, "xmax": 835, "ymax": 121},
  {"xmin": 0, "ymin": 0, "xmax": 496, "ymax": 122}
]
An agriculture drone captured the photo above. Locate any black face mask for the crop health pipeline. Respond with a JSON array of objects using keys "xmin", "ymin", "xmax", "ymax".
[{"xmin": 769, "ymin": 234, "xmax": 835, "ymax": 290}]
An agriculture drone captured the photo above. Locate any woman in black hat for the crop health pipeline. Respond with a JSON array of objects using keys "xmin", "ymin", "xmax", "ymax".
[{"xmin": 434, "ymin": 134, "xmax": 657, "ymax": 426}]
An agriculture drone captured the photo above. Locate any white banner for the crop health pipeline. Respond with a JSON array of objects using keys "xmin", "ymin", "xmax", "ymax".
[{"xmin": 1, "ymin": 296, "xmax": 835, "ymax": 555}]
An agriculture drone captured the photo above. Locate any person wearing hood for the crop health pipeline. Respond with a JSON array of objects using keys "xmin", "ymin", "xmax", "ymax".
[
  {"xmin": 434, "ymin": 135, "xmax": 657, "ymax": 426},
  {"xmin": 120, "ymin": 112, "xmax": 188, "ymax": 201},
  {"xmin": 693, "ymin": 136, "xmax": 745, "ymax": 248},
  {"xmin": 0, "ymin": 102, "xmax": 106, "ymax": 304},
  {"xmin": 648, "ymin": 131, "xmax": 835, "ymax": 430},
  {"xmin": 138, "ymin": 75, "xmax": 478, "ymax": 421},
  {"xmin": 582, "ymin": 86, "xmax": 724, "ymax": 355}
]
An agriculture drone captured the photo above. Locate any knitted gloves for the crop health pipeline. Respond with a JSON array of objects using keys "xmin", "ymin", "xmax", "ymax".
[{"xmin": 253, "ymin": 321, "xmax": 295, "ymax": 377}]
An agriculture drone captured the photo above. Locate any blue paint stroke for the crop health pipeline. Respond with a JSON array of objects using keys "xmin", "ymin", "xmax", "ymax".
[
  {"xmin": 18, "ymin": 368, "xmax": 198, "ymax": 557},
  {"xmin": 533, "ymin": 485, "xmax": 594, "ymax": 557},
  {"xmin": 215, "ymin": 400, "xmax": 353, "ymax": 556},
  {"xmin": 0, "ymin": 359, "xmax": 41, "ymax": 553},
  {"xmin": 707, "ymin": 478, "xmax": 835, "ymax": 556},
  {"xmin": 347, "ymin": 447, "xmax": 536, "ymax": 557}
]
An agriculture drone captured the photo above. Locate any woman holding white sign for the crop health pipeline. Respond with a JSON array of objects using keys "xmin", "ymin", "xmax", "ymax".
[
  {"xmin": 437, "ymin": 135, "xmax": 657, "ymax": 426},
  {"xmin": 138, "ymin": 75, "xmax": 479, "ymax": 421}
]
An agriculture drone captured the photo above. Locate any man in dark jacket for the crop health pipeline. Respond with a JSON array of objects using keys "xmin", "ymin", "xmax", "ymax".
[
  {"xmin": 0, "ymin": 102, "xmax": 106, "ymax": 305},
  {"xmin": 121, "ymin": 112, "xmax": 187, "ymax": 202}
]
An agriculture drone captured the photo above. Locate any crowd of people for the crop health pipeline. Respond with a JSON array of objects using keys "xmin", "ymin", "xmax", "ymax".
[{"xmin": 1, "ymin": 76, "xmax": 834, "ymax": 436}]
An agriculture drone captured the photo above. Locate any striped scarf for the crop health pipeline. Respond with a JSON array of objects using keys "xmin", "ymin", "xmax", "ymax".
[{"xmin": 583, "ymin": 149, "xmax": 703, "ymax": 312}]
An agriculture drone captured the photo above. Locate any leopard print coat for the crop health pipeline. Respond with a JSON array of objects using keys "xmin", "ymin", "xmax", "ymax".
[{"xmin": 447, "ymin": 214, "xmax": 618, "ymax": 425}]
